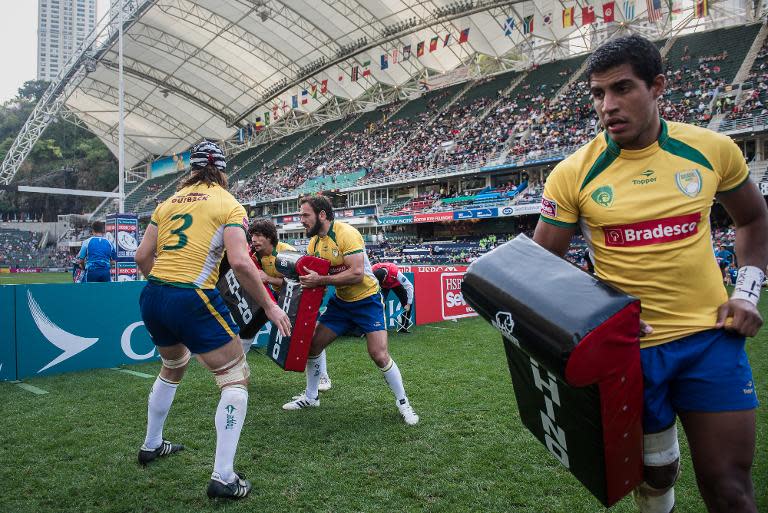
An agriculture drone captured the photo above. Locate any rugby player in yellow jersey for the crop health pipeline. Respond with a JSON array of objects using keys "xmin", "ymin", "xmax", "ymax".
[
  {"xmin": 532, "ymin": 35, "xmax": 768, "ymax": 513},
  {"xmin": 134, "ymin": 141, "xmax": 291, "ymax": 500},
  {"xmin": 281, "ymin": 195, "xmax": 419, "ymax": 425},
  {"xmin": 248, "ymin": 218, "xmax": 332, "ymax": 391}
]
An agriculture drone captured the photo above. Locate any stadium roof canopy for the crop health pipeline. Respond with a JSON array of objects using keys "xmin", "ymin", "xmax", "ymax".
[{"xmin": 1, "ymin": 0, "xmax": 750, "ymax": 184}]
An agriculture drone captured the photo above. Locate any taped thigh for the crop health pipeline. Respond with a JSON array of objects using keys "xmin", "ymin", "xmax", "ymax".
[
  {"xmin": 212, "ymin": 353, "xmax": 250, "ymax": 388},
  {"xmin": 161, "ymin": 348, "xmax": 191, "ymax": 369},
  {"xmin": 643, "ymin": 424, "xmax": 681, "ymax": 489}
]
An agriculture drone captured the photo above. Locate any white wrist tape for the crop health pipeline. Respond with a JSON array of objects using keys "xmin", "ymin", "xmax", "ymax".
[{"xmin": 731, "ymin": 266, "xmax": 765, "ymax": 306}]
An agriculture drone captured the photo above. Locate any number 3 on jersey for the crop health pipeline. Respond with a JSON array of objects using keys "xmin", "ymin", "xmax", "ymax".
[{"xmin": 163, "ymin": 213, "xmax": 193, "ymax": 250}]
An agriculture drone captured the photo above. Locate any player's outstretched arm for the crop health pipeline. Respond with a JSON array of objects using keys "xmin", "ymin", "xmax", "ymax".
[
  {"xmin": 715, "ymin": 180, "xmax": 768, "ymax": 337},
  {"xmin": 135, "ymin": 224, "xmax": 158, "ymax": 277},
  {"xmin": 533, "ymin": 220, "xmax": 575, "ymax": 258},
  {"xmin": 224, "ymin": 226, "xmax": 291, "ymax": 337}
]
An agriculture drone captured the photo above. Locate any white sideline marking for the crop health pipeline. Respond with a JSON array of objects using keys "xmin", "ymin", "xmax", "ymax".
[
  {"xmin": 111, "ymin": 368, "xmax": 154, "ymax": 379},
  {"xmin": 425, "ymin": 326, "xmax": 453, "ymax": 331},
  {"xmin": 14, "ymin": 382, "xmax": 49, "ymax": 395}
]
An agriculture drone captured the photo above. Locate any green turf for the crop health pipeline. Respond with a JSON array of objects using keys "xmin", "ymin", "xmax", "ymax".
[
  {"xmin": 0, "ymin": 272, "xmax": 72, "ymax": 284},
  {"xmin": 1, "ymin": 307, "xmax": 766, "ymax": 512}
]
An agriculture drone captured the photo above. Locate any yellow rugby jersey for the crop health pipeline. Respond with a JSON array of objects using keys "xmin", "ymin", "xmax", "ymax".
[
  {"xmin": 148, "ymin": 183, "xmax": 248, "ymax": 289},
  {"xmin": 307, "ymin": 220, "xmax": 379, "ymax": 302},
  {"xmin": 255, "ymin": 241, "xmax": 297, "ymax": 293},
  {"xmin": 541, "ymin": 119, "xmax": 749, "ymax": 347}
]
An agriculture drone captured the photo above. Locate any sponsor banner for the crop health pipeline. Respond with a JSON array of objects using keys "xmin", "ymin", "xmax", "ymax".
[
  {"xmin": 150, "ymin": 150, "xmax": 190, "ymax": 178},
  {"xmin": 378, "ymin": 215, "xmax": 414, "ymax": 226},
  {"xmin": 12, "ymin": 282, "xmax": 159, "ymax": 379},
  {"xmin": 420, "ymin": 66, "xmax": 470, "ymax": 91},
  {"xmin": 0, "ymin": 267, "xmax": 10, "ymax": 274},
  {"xmin": 111, "ymin": 261, "xmax": 139, "ymax": 282},
  {"xmin": 499, "ymin": 203, "xmax": 541, "ymax": 217},
  {"xmin": 106, "ymin": 213, "xmax": 139, "ymax": 260},
  {"xmin": 275, "ymin": 214, "xmax": 302, "ymax": 224},
  {"xmin": 453, "ymin": 207, "xmax": 498, "ymax": 220},
  {"xmin": 413, "ymin": 212, "xmax": 454, "ymax": 223},
  {"xmin": 0, "ymin": 287, "xmax": 16, "ymax": 380},
  {"xmin": 411, "ymin": 265, "xmax": 477, "ymax": 324},
  {"xmin": 603, "ymin": 213, "xmax": 701, "ymax": 247},
  {"xmin": 275, "ymin": 206, "xmax": 377, "ymax": 225},
  {"xmin": 10, "ymin": 268, "xmax": 43, "ymax": 273}
]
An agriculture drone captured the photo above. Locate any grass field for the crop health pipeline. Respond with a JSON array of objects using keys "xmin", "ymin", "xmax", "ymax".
[
  {"xmin": 1, "ymin": 302, "xmax": 766, "ymax": 512},
  {"xmin": 0, "ymin": 272, "xmax": 72, "ymax": 285}
]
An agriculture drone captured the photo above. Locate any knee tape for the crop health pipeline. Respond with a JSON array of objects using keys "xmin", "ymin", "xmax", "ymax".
[
  {"xmin": 161, "ymin": 348, "xmax": 191, "ymax": 369},
  {"xmin": 212, "ymin": 354, "xmax": 250, "ymax": 388},
  {"xmin": 633, "ymin": 425, "xmax": 680, "ymax": 513}
]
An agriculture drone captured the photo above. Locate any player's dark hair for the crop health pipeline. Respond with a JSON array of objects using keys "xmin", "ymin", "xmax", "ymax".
[
  {"xmin": 585, "ymin": 34, "xmax": 662, "ymax": 88},
  {"xmin": 92, "ymin": 220, "xmax": 105, "ymax": 233},
  {"xmin": 178, "ymin": 164, "xmax": 228, "ymax": 190},
  {"xmin": 373, "ymin": 267, "xmax": 387, "ymax": 284},
  {"xmin": 248, "ymin": 218, "xmax": 278, "ymax": 247},
  {"xmin": 300, "ymin": 195, "xmax": 334, "ymax": 221}
]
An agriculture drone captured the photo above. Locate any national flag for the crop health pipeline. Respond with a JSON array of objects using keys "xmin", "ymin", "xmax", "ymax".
[
  {"xmin": 459, "ymin": 27, "xmax": 470, "ymax": 43},
  {"xmin": 392, "ymin": 48, "xmax": 399, "ymax": 64},
  {"xmin": 281, "ymin": 99, "xmax": 289, "ymax": 112},
  {"xmin": 563, "ymin": 7, "xmax": 575, "ymax": 27},
  {"xmin": 670, "ymin": 0, "xmax": 682, "ymax": 13},
  {"xmin": 380, "ymin": 53, "xmax": 389, "ymax": 70},
  {"xmin": 523, "ymin": 15, "xmax": 534, "ymax": 34},
  {"xmin": 429, "ymin": 36, "xmax": 439, "ymax": 52},
  {"xmin": 238, "ymin": 127, "xmax": 244, "ymax": 142},
  {"xmin": 291, "ymin": 95, "xmax": 298, "ymax": 108},
  {"xmin": 603, "ymin": 1, "xmax": 615, "ymax": 21},
  {"xmin": 543, "ymin": 13, "xmax": 552, "ymax": 25},
  {"xmin": 301, "ymin": 89, "xmax": 308, "ymax": 104},
  {"xmin": 362, "ymin": 60, "xmax": 371, "ymax": 76},
  {"xmin": 623, "ymin": 0, "xmax": 635, "ymax": 19},
  {"xmin": 417, "ymin": 41, "xmax": 425, "ymax": 56},
  {"xmin": 582, "ymin": 5, "xmax": 596, "ymax": 23},
  {"xmin": 310, "ymin": 84, "xmax": 318, "ymax": 99},
  {"xmin": 646, "ymin": 0, "xmax": 662, "ymax": 21},
  {"xmin": 321, "ymin": 79, "xmax": 328, "ymax": 93},
  {"xmin": 443, "ymin": 33, "xmax": 451, "ymax": 47},
  {"xmin": 351, "ymin": 66, "xmax": 359, "ymax": 81},
  {"xmin": 263, "ymin": 112, "xmax": 270, "ymax": 125},
  {"xmin": 272, "ymin": 104, "xmax": 278, "ymax": 117},
  {"xmin": 403, "ymin": 44, "xmax": 412, "ymax": 60},
  {"xmin": 694, "ymin": 0, "xmax": 707, "ymax": 17},
  {"xmin": 503, "ymin": 16, "xmax": 515, "ymax": 36}
]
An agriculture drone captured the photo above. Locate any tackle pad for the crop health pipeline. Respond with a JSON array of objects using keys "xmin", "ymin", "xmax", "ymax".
[
  {"xmin": 216, "ymin": 255, "xmax": 272, "ymax": 339},
  {"xmin": 462, "ymin": 235, "xmax": 643, "ymax": 507},
  {"xmin": 267, "ymin": 252, "xmax": 330, "ymax": 371}
]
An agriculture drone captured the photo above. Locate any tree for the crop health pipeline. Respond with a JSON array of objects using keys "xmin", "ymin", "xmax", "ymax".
[{"xmin": 17, "ymin": 80, "xmax": 50, "ymax": 103}]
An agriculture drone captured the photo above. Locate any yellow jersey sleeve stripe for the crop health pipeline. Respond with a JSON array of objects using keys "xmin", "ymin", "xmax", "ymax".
[
  {"xmin": 344, "ymin": 249, "xmax": 364, "ymax": 255},
  {"xmin": 717, "ymin": 174, "xmax": 750, "ymax": 194},
  {"xmin": 195, "ymin": 289, "xmax": 235, "ymax": 338},
  {"xmin": 539, "ymin": 215, "xmax": 578, "ymax": 228}
]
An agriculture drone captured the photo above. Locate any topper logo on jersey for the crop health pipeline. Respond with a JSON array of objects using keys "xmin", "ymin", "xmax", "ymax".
[
  {"xmin": 603, "ymin": 212, "xmax": 701, "ymax": 247},
  {"xmin": 632, "ymin": 170, "xmax": 657, "ymax": 185}
]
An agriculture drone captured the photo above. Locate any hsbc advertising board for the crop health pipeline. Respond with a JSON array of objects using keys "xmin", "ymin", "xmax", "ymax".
[{"xmin": 403, "ymin": 265, "xmax": 478, "ymax": 324}]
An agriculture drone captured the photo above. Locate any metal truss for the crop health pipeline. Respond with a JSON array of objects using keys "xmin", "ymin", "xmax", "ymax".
[{"xmin": 0, "ymin": 0, "xmax": 154, "ymax": 185}]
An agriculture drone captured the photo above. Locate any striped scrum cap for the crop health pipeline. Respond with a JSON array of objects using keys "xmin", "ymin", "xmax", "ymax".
[{"xmin": 189, "ymin": 140, "xmax": 226, "ymax": 171}]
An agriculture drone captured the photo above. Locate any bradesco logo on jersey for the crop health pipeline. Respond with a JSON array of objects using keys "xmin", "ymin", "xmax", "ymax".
[
  {"xmin": 603, "ymin": 212, "xmax": 701, "ymax": 247},
  {"xmin": 441, "ymin": 272, "xmax": 476, "ymax": 320}
]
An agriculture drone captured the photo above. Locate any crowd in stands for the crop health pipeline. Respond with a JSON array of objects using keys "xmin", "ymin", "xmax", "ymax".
[{"xmin": 0, "ymin": 229, "xmax": 69, "ymax": 268}]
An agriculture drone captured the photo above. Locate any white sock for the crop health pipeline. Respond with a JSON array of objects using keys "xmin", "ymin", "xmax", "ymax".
[
  {"xmin": 143, "ymin": 376, "xmax": 178, "ymax": 450},
  {"xmin": 305, "ymin": 354, "xmax": 321, "ymax": 399},
  {"xmin": 213, "ymin": 385, "xmax": 248, "ymax": 483},
  {"xmin": 318, "ymin": 350, "xmax": 329, "ymax": 378},
  {"xmin": 381, "ymin": 359, "xmax": 407, "ymax": 403}
]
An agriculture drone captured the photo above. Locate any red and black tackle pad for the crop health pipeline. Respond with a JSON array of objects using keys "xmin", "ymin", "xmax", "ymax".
[
  {"xmin": 216, "ymin": 254, "xmax": 272, "ymax": 339},
  {"xmin": 267, "ymin": 252, "xmax": 330, "ymax": 371},
  {"xmin": 462, "ymin": 234, "xmax": 643, "ymax": 507}
]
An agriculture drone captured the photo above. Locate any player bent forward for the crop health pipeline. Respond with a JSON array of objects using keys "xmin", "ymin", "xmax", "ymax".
[{"xmin": 282, "ymin": 195, "xmax": 419, "ymax": 425}]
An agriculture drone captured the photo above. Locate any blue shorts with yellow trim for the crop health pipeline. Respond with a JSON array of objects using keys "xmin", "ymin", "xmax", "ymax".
[
  {"xmin": 139, "ymin": 281, "xmax": 239, "ymax": 354},
  {"xmin": 641, "ymin": 328, "xmax": 758, "ymax": 433},
  {"xmin": 319, "ymin": 293, "xmax": 386, "ymax": 336}
]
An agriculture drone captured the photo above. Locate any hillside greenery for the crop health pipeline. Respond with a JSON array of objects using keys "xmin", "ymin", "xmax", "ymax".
[{"xmin": 0, "ymin": 80, "xmax": 117, "ymax": 220}]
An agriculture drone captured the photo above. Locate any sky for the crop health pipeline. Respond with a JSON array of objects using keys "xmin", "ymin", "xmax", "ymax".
[{"xmin": 0, "ymin": 0, "xmax": 109, "ymax": 104}]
